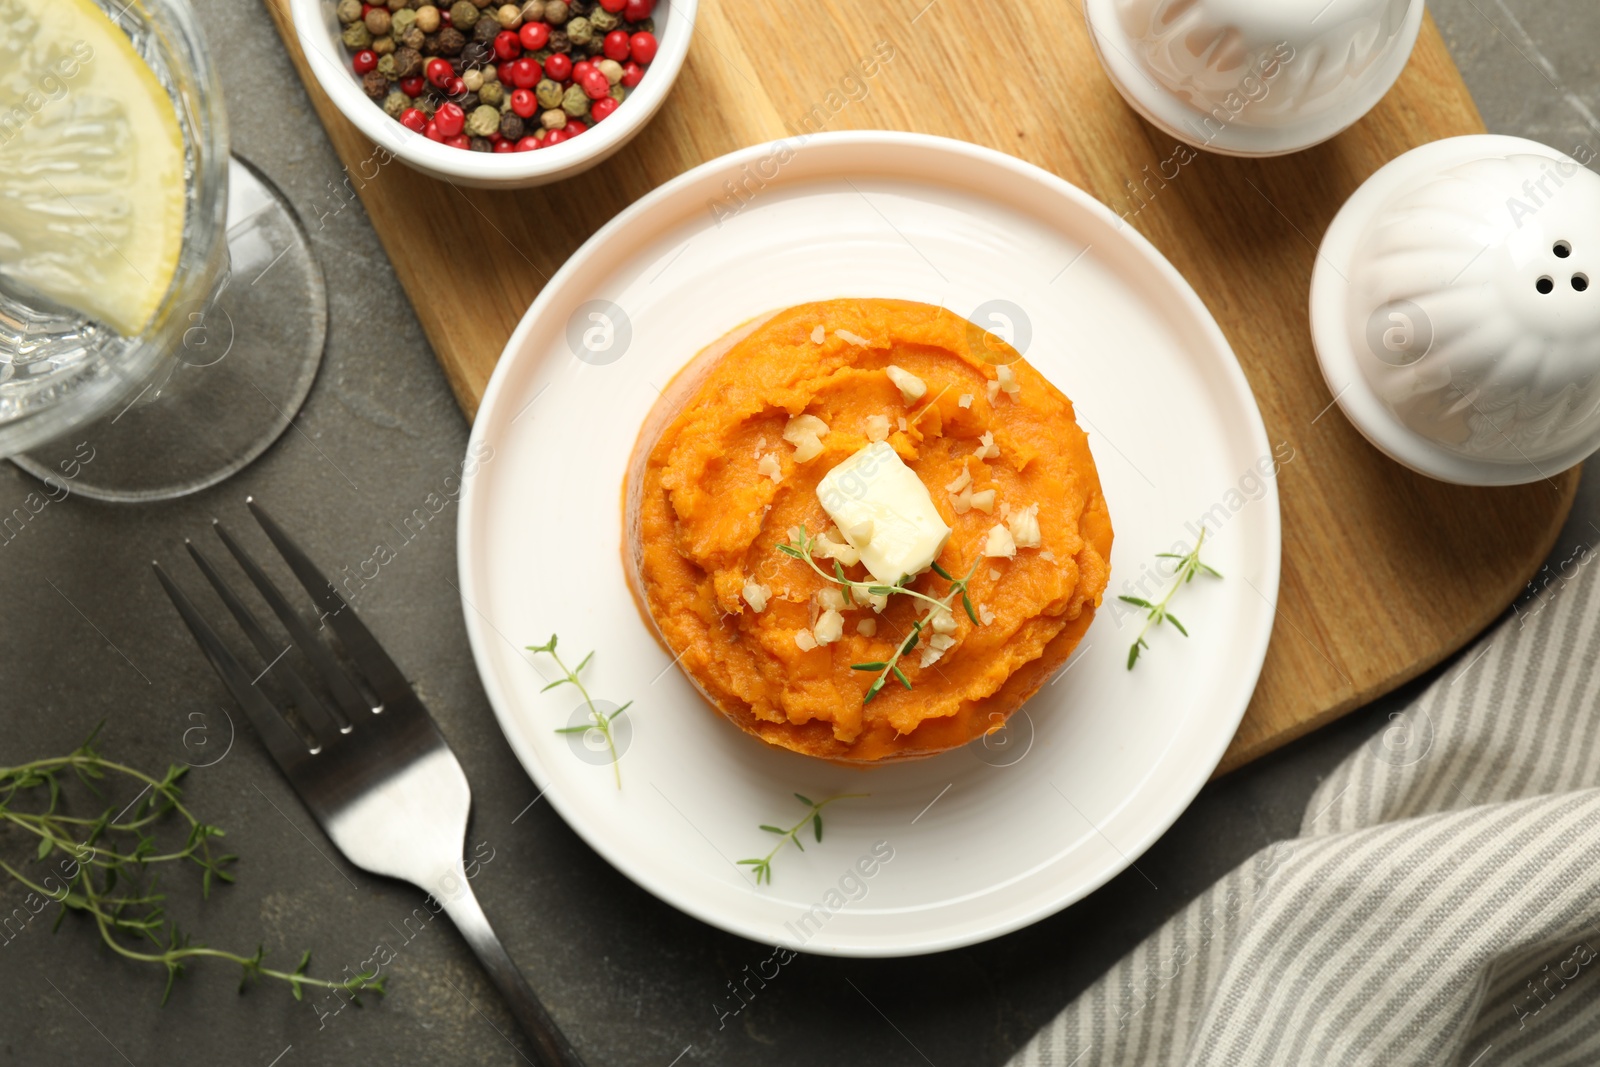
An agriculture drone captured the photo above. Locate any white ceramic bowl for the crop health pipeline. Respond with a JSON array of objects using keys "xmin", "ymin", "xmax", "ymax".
[
  {"xmin": 289, "ymin": 0, "xmax": 695, "ymax": 189},
  {"xmin": 1085, "ymin": 0, "xmax": 1424, "ymax": 157},
  {"xmin": 1312, "ymin": 135, "xmax": 1600, "ymax": 485}
]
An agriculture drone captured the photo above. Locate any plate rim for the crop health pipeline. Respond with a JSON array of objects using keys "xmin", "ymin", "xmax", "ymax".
[{"xmin": 457, "ymin": 130, "xmax": 1282, "ymax": 956}]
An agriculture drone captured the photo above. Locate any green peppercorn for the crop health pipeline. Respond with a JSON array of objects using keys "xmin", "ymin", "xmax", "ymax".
[
  {"xmin": 535, "ymin": 78, "xmax": 563, "ymax": 109},
  {"xmin": 560, "ymin": 84, "xmax": 589, "ymax": 118},
  {"xmin": 543, "ymin": 0, "xmax": 568, "ymax": 25},
  {"xmin": 382, "ymin": 89, "xmax": 410, "ymax": 117},
  {"xmin": 449, "ymin": 1, "xmax": 479, "ymax": 28},
  {"xmin": 462, "ymin": 104, "xmax": 497, "ymax": 137},
  {"xmin": 372, "ymin": 35, "xmax": 396, "ymax": 55},
  {"xmin": 609, "ymin": 83, "xmax": 626, "ymax": 102},
  {"xmin": 566, "ymin": 16, "xmax": 593, "ymax": 44},
  {"xmin": 376, "ymin": 53, "xmax": 399, "ymax": 78},
  {"xmin": 341, "ymin": 21, "xmax": 373, "ymax": 50},
  {"xmin": 540, "ymin": 108, "xmax": 566, "ymax": 130},
  {"xmin": 478, "ymin": 80, "xmax": 506, "ymax": 106},
  {"xmin": 336, "ymin": 0, "xmax": 362, "ymax": 22},
  {"xmin": 391, "ymin": 7, "xmax": 417, "ymax": 33}
]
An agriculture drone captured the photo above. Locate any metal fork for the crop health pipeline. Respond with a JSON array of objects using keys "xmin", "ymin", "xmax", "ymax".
[{"xmin": 153, "ymin": 498, "xmax": 584, "ymax": 1067}]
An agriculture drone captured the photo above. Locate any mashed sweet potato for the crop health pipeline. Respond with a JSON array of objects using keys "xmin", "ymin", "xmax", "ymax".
[{"xmin": 624, "ymin": 298, "xmax": 1111, "ymax": 763}]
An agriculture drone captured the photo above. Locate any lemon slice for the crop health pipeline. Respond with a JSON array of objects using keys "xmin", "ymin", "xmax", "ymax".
[{"xmin": 0, "ymin": 0, "xmax": 186, "ymax": 337}]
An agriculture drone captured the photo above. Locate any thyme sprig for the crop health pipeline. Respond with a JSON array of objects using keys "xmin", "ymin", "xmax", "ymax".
[
  {"xmin": 777, "ymin": 526, "xmax": 984, "ymax": 704},
  {"xmin": 1120, "ymin": 527, "xmax": 1222, "ymax": 669},
  {"xmin": 737, "ymin": 792, "xmax": 867, "ymax": 885},
  {"xmin": 529, "ymin": 635, "xmax": 630, "ymax": 789},
  {"xmin": 0, "ymin": 725, "xmax": 384, "ymax": 1004}
]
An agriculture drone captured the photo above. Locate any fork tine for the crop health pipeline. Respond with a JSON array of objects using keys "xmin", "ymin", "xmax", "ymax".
[
  {"xmin": 211, "ymin": 519, "xmax": 375, "ymax": 722},
  {"xmin": 153, "ymin": 561, "xmax": 311, "ymax": 769},
  {"xmin": 185, "ymin": 539, "xmax": 349, "ymax": 741},
  {"xmin": 247, "ymin": 498, "xmax": 412, "ymax": 706}
]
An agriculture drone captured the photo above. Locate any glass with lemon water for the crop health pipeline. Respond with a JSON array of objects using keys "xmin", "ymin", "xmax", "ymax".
[{"xmin": 0, "ymin": 0, "xmax": 326, "ymax": 501}]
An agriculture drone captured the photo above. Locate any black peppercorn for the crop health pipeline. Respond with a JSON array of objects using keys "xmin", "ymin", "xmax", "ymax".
[
  {"xmin": 472, "ymin": 15, "xmax": 499, "ymax": 42},
  {"xmin": 460, "ymin": 40, "xmax": 492, "ymax": 67},
  {"xmin": 469, "ymin": 136, "xmax": 493, "ymax": 152},
  {"xmin": 391, "ymin": 46, "xmax": 423, "ymax": 78},
  {"xmin": 547, "ymin": 28, "xmax": 568, "ymax": 53},
  {"xmin": 420, "ymin": 32, "xmax": 441, "ymax": 55},
  {"xmin": 457, "ymin": 90, "xmax": 481, "ymax": 110},
  {"xmin": 436, "ymin": 26, "xmax": 465, "ymax": 55},
  {"xmin": 499, "ymin": 112, "xmax": 525, "ymax": 140},
  {"xmin": 361, "ymin": 70, "xmax": 391, "ymax": 99}
]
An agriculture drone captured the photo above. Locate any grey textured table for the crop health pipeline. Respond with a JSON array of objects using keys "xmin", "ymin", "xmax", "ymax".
[{"xmin": 3, "ymin": 2, "xmax": 1598, "ymax": 1064}]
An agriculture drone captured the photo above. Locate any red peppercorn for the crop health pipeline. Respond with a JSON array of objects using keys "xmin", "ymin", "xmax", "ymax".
[
  {"xmin": 599, "ymin": 0, "xmax": 626, "ymax": 11},
  {"xmin": 509, "ymin": 57, "xmax": 541, "ymax": 88},
  {"xmin": 623, "ymin": 0, "xmax": 653, "ymax": 21},
  {"xmin": 400, "ymin": 74, "xmax": 425, "ymax": 96},
  {"xmin": 361, "ymin": 2, "xmax": 373, "ymax": 14},
  {"xmin": 519, "ymin": 21, "xmax": 549, "ymax": 50},
  {"xmin": 496, "ymin": 60, "xmax": 515, "ymax": 84},
  {"xmin": 545, "ymin": 128, "xmax": 567, "ymax": 145},
  {"xmin": 629, "ymin": 31, "xmax": 658, "ymax": 65},
  {"xmin": 602, "ymin": 30, "xmax": 631, "ymax": 62},
  {"xmin": 516, "ymin": 135, "xmax": 541, "ymax": 151},
  {"xmin": 566, "ymin": 120, "xmax": 587, "ymax": 135},
  {"xmin": 580, "ymin": 69, "xmax": 609, "ymax": 100},
  {"xmin": 494, "ymin": 140, "xmax": 515, "ymax": 153},
  {"xmin": 493, "ymin": 30, "xmax": 522, "ymax": 61},
  {"xmin": 510, "ymin": 88, "xmax": 538, "ymax": 118},
  {"xmin": 424, "ymin": 119, "xmax": 443, "ymax": 142},
  {"xmin": 399, "ymin": 107, "xmax": 427, "ymax": 132},
  {"xmin": 434, "ymin": 101, "xmax": 466, "ymax": 137},
  {"xmin": 440, "ymin": 10, "xmax": 452, "ymax": 27},
  {"xmin": 445, "ymin": 134, "xmax": 470, "ymax": 150},
  {"xmin": 425, "ymin": 57, "xmax": 453, "ymax": 88},
  {"xmin": 621, "ymin": 61, "xmax": 644, "ymax": 87},
  {"xmin": 572, "ymin": 59, "xmax": 595, "ymax": 82},
  {"xmin": 544, "ymin": 52, "xmax": 571, "ymax": 80},
  {"xmin": 589, "ymin": 96, "xmax": 619, "ymax": 122},
  {"xmin": 352, "ymin": 48, "xmax": 378, "ymax": 75},
  {"xmin": 446, "ymin": 75, "xmax": 465, "ymax": 95}
]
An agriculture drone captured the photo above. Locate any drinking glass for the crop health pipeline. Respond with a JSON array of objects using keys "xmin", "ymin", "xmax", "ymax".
[{"xmin": 0, "ymin": 0, "xmax": 326, "ymax": 502}]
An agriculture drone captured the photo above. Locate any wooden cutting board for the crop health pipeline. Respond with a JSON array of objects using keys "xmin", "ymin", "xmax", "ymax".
[{"xmin": 264, "ymin": 0, "xmax": 1577, "ymax": 773}]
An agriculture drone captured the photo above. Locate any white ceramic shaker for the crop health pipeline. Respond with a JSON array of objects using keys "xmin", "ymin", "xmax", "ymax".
[
  {"xmin": 1084, "ymin": 0, "xmax": 1426, "ymax": 157},
  {"xmin": 1311, "ymin": 135, "xmax": 1600, "ymax": 485}
]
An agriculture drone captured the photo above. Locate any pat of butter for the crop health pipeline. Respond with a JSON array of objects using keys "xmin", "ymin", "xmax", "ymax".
[{"xmin": 816, "ymin": 442, "xmax": 951, "ymax": 584}]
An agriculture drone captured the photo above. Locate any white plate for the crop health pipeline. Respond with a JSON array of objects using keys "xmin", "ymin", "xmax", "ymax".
[{"xmin": 458, "ymin": 132, "xmax": 1280, "ymax": 957}]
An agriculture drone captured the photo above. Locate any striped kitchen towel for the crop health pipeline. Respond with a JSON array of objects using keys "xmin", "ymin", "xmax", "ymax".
[{"xmin": 1009, "ymin": 548, "xmax": 1600, "ymax": 1067}]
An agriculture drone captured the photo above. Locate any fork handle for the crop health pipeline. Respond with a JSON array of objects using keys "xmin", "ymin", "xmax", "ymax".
[{"xmin": 441, "ymin": 884, "xmax": 588, "ymax": 1067}]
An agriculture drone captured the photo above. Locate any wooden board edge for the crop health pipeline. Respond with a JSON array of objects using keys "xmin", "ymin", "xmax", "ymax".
[{"xmin": 1211, "ymin": 465, "xmax": 1580, "ymax": 777}]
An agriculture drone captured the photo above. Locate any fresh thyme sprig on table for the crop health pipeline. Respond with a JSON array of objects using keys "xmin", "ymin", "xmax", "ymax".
[
  {"xmin": 0, "ymin": 725, "xmax": 384, "ymax": 1004},
  {"xmin": 738, "ymin": 792, "xmax": 868, "ymax": 885},
  {"xmin": 777, "ymin": 525, "xmax": 983, "ymax": 704},
  {"xmin": 1120, "ymin": 527, "xmax": 1222, "ymax": 669},
  {"xmin": 528, "ymin": 635, "xmax": 631, "ymax": 789}
]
